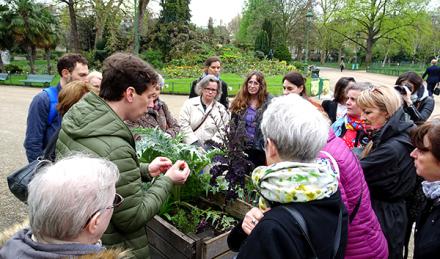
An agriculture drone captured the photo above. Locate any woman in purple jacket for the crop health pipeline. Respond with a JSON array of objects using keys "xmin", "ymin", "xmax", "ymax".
[{"xmin": 321, "ymin": 129, "xmax": 388, "ymax": 258}]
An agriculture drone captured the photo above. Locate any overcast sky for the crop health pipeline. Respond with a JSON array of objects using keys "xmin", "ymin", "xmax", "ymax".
[{"xmin": 149, "ymin": 0, "xmax": 245, "ymax": 27}]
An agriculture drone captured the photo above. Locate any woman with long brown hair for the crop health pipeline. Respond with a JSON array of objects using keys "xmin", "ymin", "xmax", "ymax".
[{"xmin": 229, "ymin": 71, "xmax": 272, "ymax": 167}]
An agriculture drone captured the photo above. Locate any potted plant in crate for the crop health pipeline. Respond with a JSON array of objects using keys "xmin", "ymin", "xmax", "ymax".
[{"xmin": 133, "ymin": 128, "xmax": 253, "ymax": 259}]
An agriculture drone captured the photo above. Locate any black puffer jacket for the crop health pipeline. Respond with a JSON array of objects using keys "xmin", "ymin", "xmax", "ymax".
[
  {"xmin": 360, "ymin": 107, "xmax": 417, "ymax": 259},
  {"xmin": 227, "ymin": 192, "xmax": 348, "ymax": 259},
  {"xmin": 414, "ymin": 198, "xmax": 440, "ymax": 259}
]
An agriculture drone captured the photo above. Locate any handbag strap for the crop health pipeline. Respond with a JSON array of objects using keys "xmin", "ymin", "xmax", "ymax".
[
  {"xmin": 281, "ymin": 206, "xmax": 319, "ymax": 259},
  {"xmin": 332, "ymin": 205, "xmax": 343, "ymax": 259},
  {"xmin": 192, "ymin": 104, "xmax": 214, "ymax": 132},
  {"xmin": 283, "ymin": 204, "xmax": 343, "ymax": 259},
  {"xmin": 42, "ymin": 128, "xmax": 60, "ymax": 161},
  {"xmin": 349, "ymin": 191, "xmax": 362, "ymax": 224}
]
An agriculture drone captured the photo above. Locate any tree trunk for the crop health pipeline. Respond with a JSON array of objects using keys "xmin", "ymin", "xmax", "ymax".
[
  {"xmin": 320, "ymin": 51, "xmax": 325, "ymax": 64},
  {"xmin": 338, "ymin": 47, "xmax": 342, "ymax": 63},
  {"xmin": 45, "ymin": 48, "xmax": 52, "ymax": 74},
  {"xmin": 0, "ymin": 55, "xmax": 4, "ymax": 73},
  {"xmin": 382, "ymin": 48, "xmax": 389, "ymax": 67},
  {"xmin": 27, "ymin": 45, "xmax": 36, "ymax": 74},
  {"xmin": 67, "ymin": 0, "xmax": 81, "ymax": 52},
  {"xmin": 137, "ymin": 0, "xmax": 149, "ymax": 35},
  {"xmin": 365, "ymin": 36, "xmax": 373, "ymax": 64}
]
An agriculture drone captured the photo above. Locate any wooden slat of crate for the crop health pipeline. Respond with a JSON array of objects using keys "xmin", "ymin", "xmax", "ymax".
[
  {"xmin": 201, "ymin": 230, "xmax": 231, "ymax": 259},
  {"xmin": 147, "ymin": 215, "xmax": 197, "ymax": 258},
  {"xmin": 213, "ymin": 250, "xmax": 237, "ymax": 259}
]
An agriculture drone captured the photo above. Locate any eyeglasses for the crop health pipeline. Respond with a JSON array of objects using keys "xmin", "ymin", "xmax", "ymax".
[
  {"xmin": 83, "ymin": 193, "xmax": 124, "ymax": 228},
  {"xmin": 248, "ymin": 80, "xmax": 260, "ymax": 86},
  {"xmin": 204, "ymin": 87, "xmax": 218, "ymax": 93}
]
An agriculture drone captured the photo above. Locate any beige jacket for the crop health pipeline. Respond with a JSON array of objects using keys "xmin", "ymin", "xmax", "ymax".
[{"xmin": 179, "ymin": 97, "xmax": 230, "ymax": 144}]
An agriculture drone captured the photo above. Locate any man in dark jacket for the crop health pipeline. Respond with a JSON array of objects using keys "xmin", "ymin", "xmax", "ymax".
[
  {"xmin": 422, "ymin": 59, "xmax": 440, "ymax": 96},
  {"xmin": 24, "ymin": 53, "xmax": 89, "ymax": 162},
  {"xmin": 189, "ymin": 56, "xmax": 229, "ymax": 108},
  {"xmin": 56, "ymin": 53, "xmax": 190, "ymax": 258}
]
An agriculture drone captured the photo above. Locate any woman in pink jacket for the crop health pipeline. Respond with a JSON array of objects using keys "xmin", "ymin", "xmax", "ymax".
[{"xmin": 321, "ymin": 129, "xmax": 388, "ymax": 258}]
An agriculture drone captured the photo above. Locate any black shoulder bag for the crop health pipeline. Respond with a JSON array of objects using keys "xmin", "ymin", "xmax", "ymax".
[{"xmin": 7, "ymin": 129, "xmax": 59, "ymax": 202}]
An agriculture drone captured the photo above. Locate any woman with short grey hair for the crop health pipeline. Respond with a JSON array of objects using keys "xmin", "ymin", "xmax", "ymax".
[
  {"xmin": 194, "ymin": 75, "xmax": 223, "ymax": 100},
  {"xmin": 0, "ymin": 154, "xmax": 122, "ymax": 258},
  {"xmin": 228, "ymin": 94, "xmax": 347, "ymax": 258},
  {"xmin": 179, "ymin": 75, "xmax": 229, "ymax": 145}
]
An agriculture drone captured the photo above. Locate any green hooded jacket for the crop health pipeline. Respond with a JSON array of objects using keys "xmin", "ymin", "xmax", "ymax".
[{"xmin": 56, "ymin": 92, "xmax": 173, "ymax": 258}]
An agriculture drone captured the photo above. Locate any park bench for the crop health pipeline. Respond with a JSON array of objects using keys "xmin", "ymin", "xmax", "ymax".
[
  {"xmin": 20, "ymin": 74, "xmax": 54, "ymax": 86},
  {"xmin": 0, "ymin": 73, "xmax": 9, "ymax": 81}
]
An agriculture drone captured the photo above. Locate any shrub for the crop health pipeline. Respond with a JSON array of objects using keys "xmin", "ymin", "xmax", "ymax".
[
  {"xmin": 291, "ymin": 61, "xmax": 307, "ymax": 72},
  {"xmin": 274, "ymin": 44, "xmax": 291, "ymax": 62},
  {"xmin": 142, "ymin": 49, "xmax": 164, "ymax": 69},
  {"xmin": 4, "ymin": 64, "xmax": 23, "ymax": 74}
]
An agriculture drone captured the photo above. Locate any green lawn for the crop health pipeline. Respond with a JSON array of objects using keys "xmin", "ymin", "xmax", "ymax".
[{"xmin": 163, "ymin": 73, "xmax": 285, "ymax": 96}]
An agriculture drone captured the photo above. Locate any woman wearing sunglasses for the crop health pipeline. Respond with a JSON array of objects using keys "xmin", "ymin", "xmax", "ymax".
[
  {"xmin": 395, "ymin": 71, "xmax": 435, "ymax": 124},
  {"xmin": 229, "ymin": 71, "xmax": 273, "ymax": 167},
  {"xmin": 410, "ymin": 117, "xmax": 440, "ymax": 258},
  {"xmin": 357, "ymin": 85, "xmax": 417, "ymax": 259}
]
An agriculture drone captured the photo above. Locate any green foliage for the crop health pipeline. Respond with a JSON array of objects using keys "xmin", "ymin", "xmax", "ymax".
[
  {"xmin": 4, "ymin": 64, "xmax": 23, "ymax": 74},
  {"xmin": 163, "ymin": 202, "xmax": 238, "ymax": 234},
  {"xmin": 159, "ymin": 0, "xmax": 191, "ymax": 24},
  {"xmin": 255, "ymin": 30, "xmax": 269, "ymax": 55},
  {"xmin": 291, "ymin": 61, "xmax": 307, "ymax": 71},
  {"xmin": 142, "ymin": 49, "xmax": 164, "ymax": 69},
  {"xmin": 274, "ymin": 43, "xmax": 292, "ymax": 62},
  {"xmin": 262, "ymin": 19, "xmax": 273, "ymax": 49}
]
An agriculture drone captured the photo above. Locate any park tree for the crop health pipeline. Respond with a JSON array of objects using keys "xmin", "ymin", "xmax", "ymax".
[
  {"xmin": 36, "ymin": 6, "xmax": 60, "ymax": 74},
  {"xmin": 133, "ymin": 0, "xmax": 150, "ymax": 53},
  {"xmin": 59, "ymin": 0, "xmax": 80, "ymax": 52},
  {"xmin": 0, "ymin": 4, "xmax": 15, "ymax": 72},
  {"xmin": 7, "ymin": 0, "xmax": 58, "ymax": 73},
  {"xmin": 87, "ymin": 0, "xmax": 125, "ymax": 50},
  {"xmin": 330, "ymin": 0, "xmax": 429, "ymax": 64},
  {"xmin": 153, "ymin": 0, "xmax": 193, "ymax": 61},
  {"xmin": 255, "ymin": 30, "xmax": 269, "ymax": 55},
  {"xmin": 316, "ymin": 0, "xmax": 345, "ymax": 63}
]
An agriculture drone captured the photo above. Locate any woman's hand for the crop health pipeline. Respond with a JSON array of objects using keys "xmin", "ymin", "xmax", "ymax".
[
  {"xmin": 165, "ymin": 160, "xmax": 190, "ymax": 184},
  {"xmin": 148, "ymin": 157, "xmax": 172, "ymax": 177},
  {"xmin": 403, "ymin": 86, "xmax": 413, "ymax": 106},
  {"xmin": 241, "ymin": 207, "xmax": 268, "ymax": 235}
]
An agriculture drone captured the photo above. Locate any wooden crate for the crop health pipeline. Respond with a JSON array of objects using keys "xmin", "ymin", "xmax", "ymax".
[{"xmin": 147, "ymin": 197, "xmax": 252, "ymax": 259}]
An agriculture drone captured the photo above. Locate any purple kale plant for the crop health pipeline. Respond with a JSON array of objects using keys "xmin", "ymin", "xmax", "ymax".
[{"xmin": 206, "ymin": 119, "xmax": 255, "ymax": 200}]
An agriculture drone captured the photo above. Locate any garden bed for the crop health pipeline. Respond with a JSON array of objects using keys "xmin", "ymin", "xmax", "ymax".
[{"xmin": 147, "ymin": 195, "xmax": 252, "ymax": 259}]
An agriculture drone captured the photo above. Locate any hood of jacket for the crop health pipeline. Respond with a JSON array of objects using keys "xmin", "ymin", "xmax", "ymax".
[
  {"xmin": 373, "ymin": 107, "xmax": 414, "ymax": 147},
  {"xmin": 61, "ymin": 92, "xmax": 135, "ymax": 148},
  {"xmin": 252, "ymin": 159, "xmax": 339, "ymax": 210}
]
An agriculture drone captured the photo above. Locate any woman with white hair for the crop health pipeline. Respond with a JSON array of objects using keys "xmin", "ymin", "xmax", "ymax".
[
  {"xmin": 126, "ymin": 74, "xmax": 180, "ymax": 137},
  {"xmin": 227, "ymin": 94, "xmax": 347, "ymax": 258},
  {"xmin": 179, "ymin": 74, "xmax": 229, "ymax": 145},
  {"xmin": 357, "ymin": 85, "xmax": 417, "ymax": 259},
  {"xmin": 0, "ymin": 155, "xmax": 122, "ymax": 258},
  {"xmin": 87, "ymin": 70, "xmax": 102, "ymax": 90}
]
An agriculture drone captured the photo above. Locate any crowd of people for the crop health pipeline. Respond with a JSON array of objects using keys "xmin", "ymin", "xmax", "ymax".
[{"xmin": 0, "ymin": 53, "xmax": 439, "ymax": 259}]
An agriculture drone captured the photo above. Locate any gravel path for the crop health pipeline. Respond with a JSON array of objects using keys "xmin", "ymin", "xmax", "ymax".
[{"xmin": 0, "ymin": 67, "xmax": 439, "ymax": 234}]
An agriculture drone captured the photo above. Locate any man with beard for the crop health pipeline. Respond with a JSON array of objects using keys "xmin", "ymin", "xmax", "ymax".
[{"xmin": 24, "ymin": 53, "xmax": 89, "ymax": 162}]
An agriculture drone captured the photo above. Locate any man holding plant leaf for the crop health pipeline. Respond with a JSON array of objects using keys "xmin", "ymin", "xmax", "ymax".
[{"xmin": 56, "ymin": 52, "xmax": 190, "ymax": 258}]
